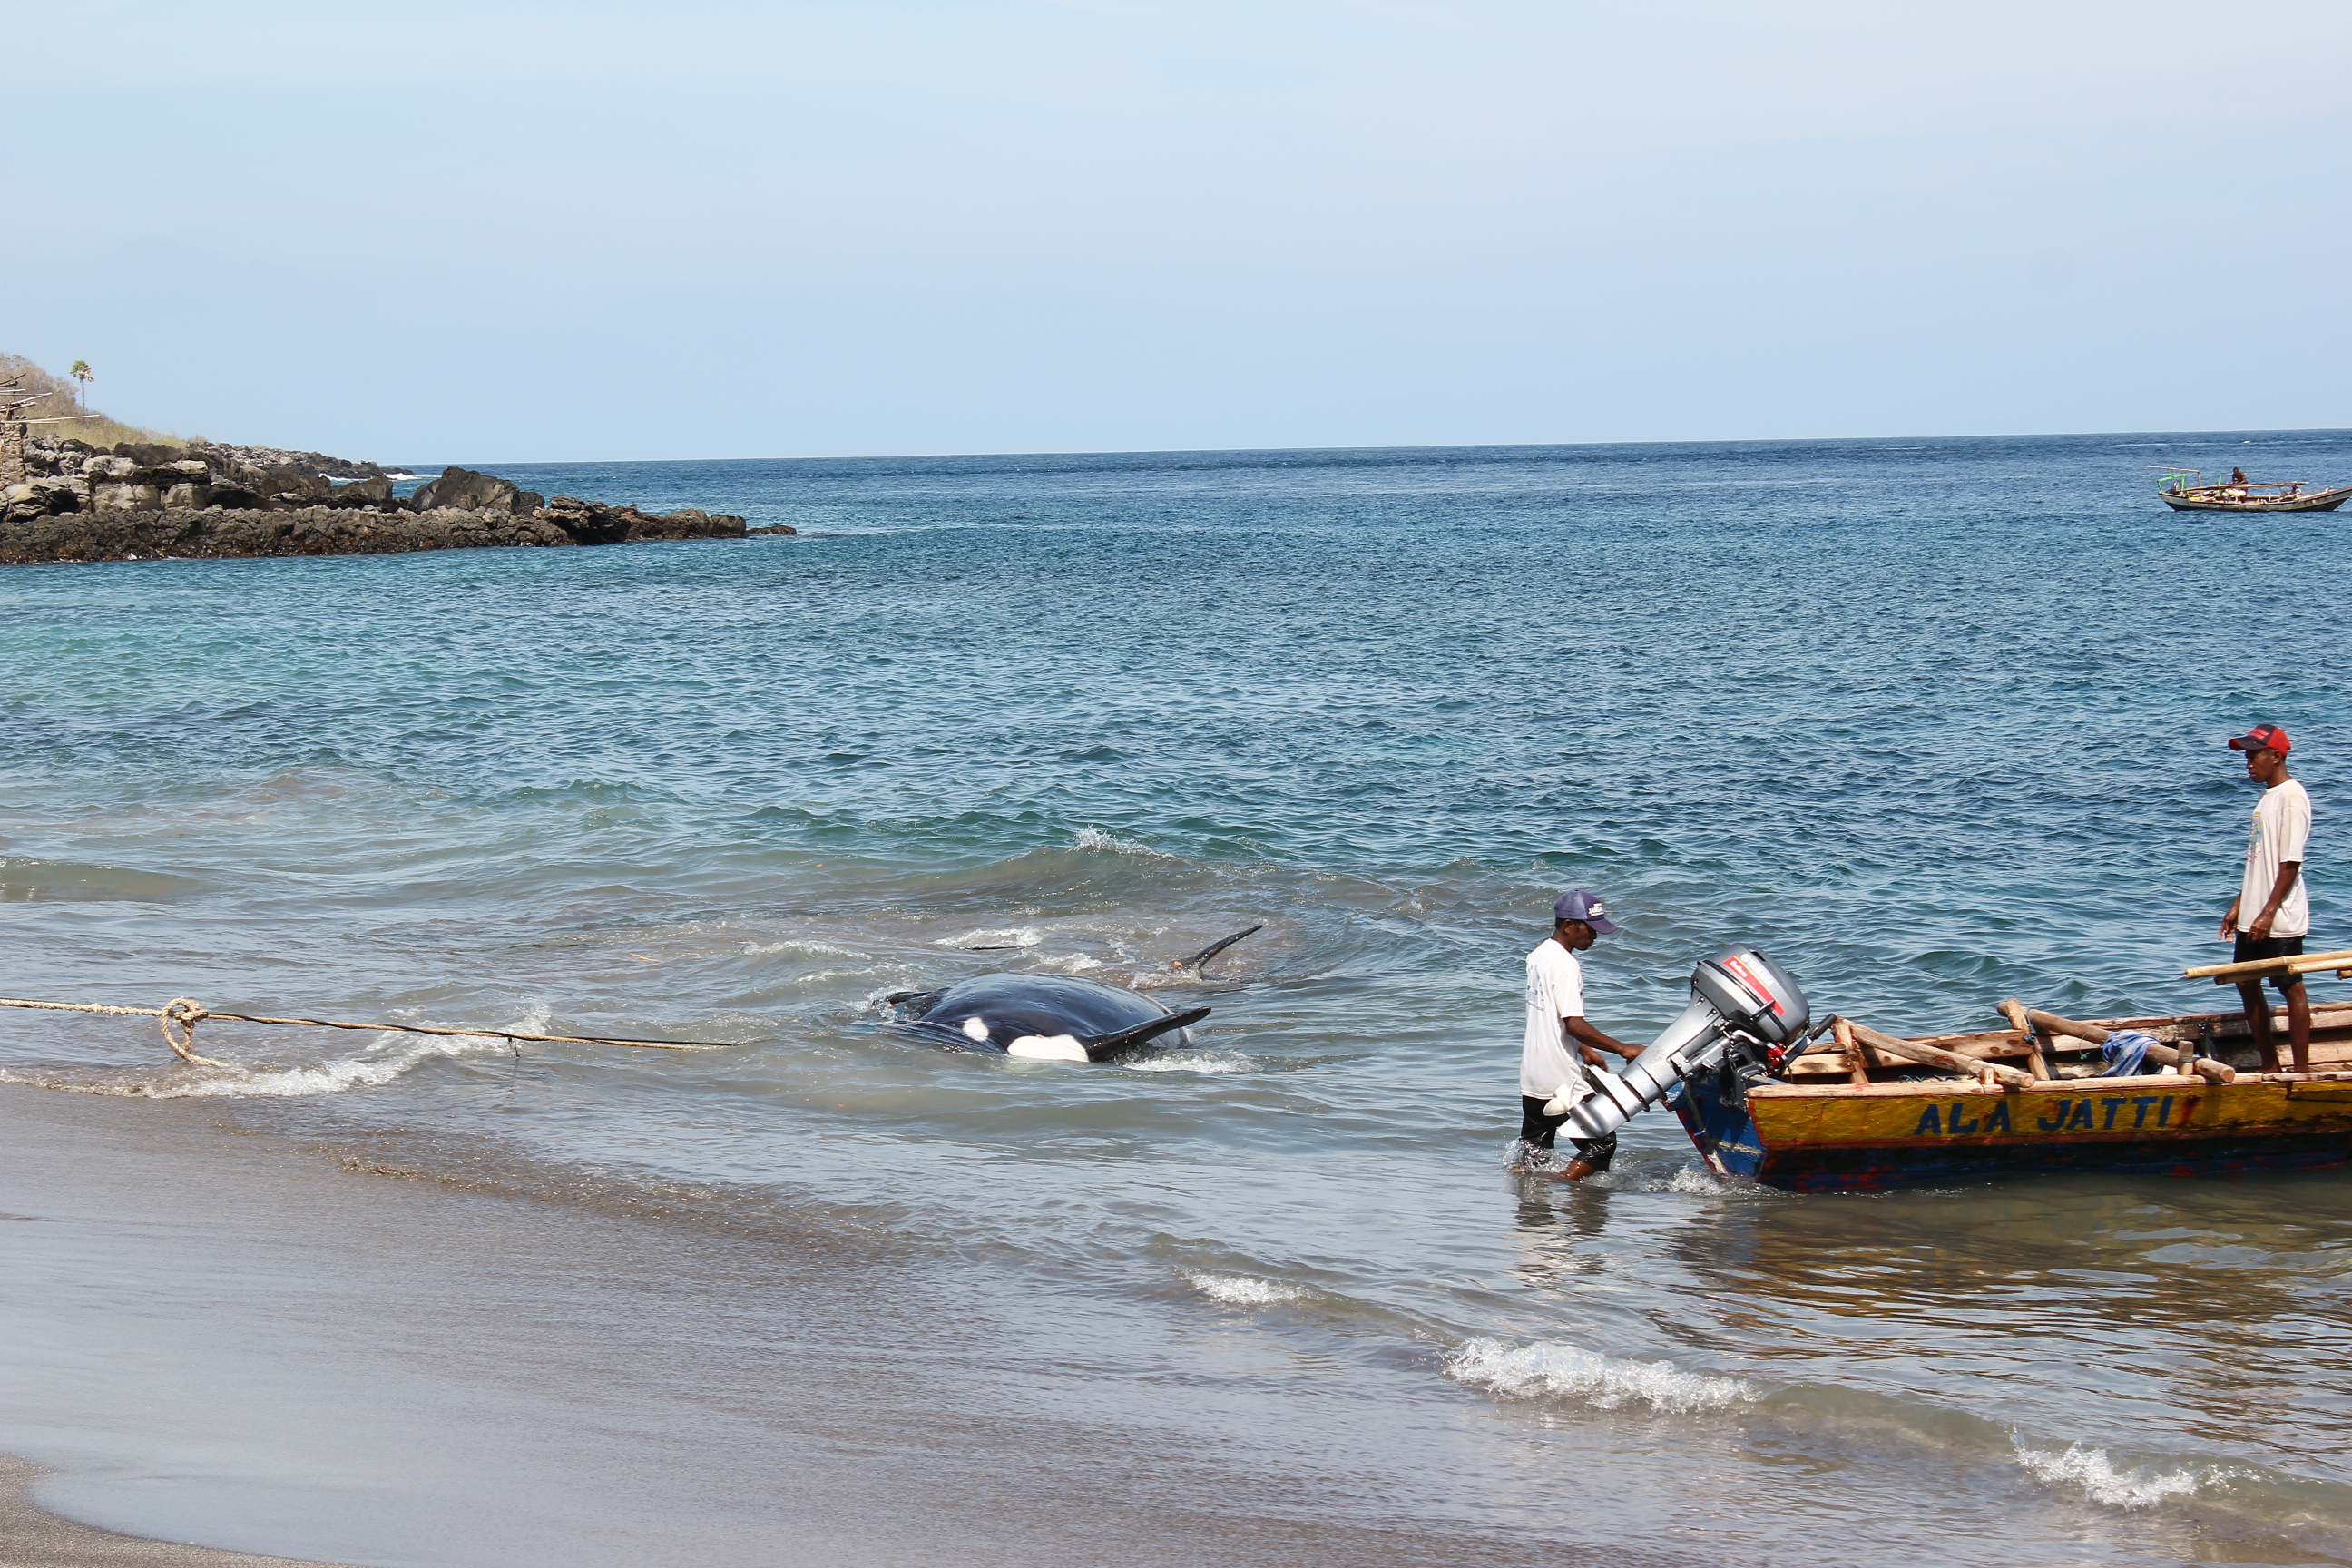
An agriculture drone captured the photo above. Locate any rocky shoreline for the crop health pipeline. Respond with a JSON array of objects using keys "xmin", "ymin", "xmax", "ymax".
[{"xmin": 0, "ymin": 437, "xmax": 789, "ymax": 566}]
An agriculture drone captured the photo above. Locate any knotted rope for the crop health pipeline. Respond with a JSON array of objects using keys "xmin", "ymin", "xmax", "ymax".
[
  {"xmin": 0, "ymin": 995, "xmax": 727, "ymax": 1066},
  {"xmin": 161, "ymin": 997, "xmax": 220, "ymax": 1065}
]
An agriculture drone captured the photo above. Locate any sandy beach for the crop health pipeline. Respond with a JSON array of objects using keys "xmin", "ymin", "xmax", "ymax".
[
  {"xmin": 0, "ymin": 1084, "xmax": 968, "ymax": 1568},
  {"xmin": 0, "ymin": 1456, "xmax": 348, "ymax": 1568},
  {"xmin": 0, "ymin": 1076, "xmax": 1538, "ymax": 1568}
]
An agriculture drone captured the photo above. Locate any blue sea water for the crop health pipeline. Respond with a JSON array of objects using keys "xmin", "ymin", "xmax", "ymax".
[{"xmin": 5, "ymin": 431, "xmax": 2352, "ymax": 1566}]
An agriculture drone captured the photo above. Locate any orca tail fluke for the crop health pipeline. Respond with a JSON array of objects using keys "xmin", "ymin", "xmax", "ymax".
[
  {"xmin": 1081, "ymin": 1005, "xmax": 1210, "ymax": 1061},
  {"xmin": 1171, "ymin": 924, "xmax": 1263, "ymax": 973}
]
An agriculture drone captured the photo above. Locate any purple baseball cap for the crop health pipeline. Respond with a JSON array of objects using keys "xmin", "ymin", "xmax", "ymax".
[{"xmin": 1553, "ymin": 889, "xmax": 1619, "ymax": 934}]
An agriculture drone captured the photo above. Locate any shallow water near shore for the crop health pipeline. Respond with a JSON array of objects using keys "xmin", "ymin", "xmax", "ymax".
[{"xmin": 5, "ymin": 431, "xmax": 2352, "ymax": 1566}]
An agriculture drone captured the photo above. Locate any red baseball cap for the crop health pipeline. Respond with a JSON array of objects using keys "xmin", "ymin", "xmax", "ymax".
[{"xmin": 2228, "ymin": 724, "xmax": 2292, "ymax": 754}]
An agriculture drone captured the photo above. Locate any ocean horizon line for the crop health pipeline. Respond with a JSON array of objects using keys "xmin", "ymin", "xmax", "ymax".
[{"xmin": 390, "ymin": 423, "xmax": 2352, "ymax": 475}]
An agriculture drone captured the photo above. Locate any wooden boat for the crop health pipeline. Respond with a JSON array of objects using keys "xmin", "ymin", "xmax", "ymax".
[
  {"xmin": 2147, "ymin": 467, "xmax": 2352, "ymax": 513},
  {"xmin": 1669, "ymin": 948, "xmax": 2352, "ymax": 1191}
]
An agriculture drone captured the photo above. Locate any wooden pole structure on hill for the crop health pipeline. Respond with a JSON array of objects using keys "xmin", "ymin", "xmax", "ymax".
[{"xmin": 0, "ymin": 377, "xmax": 44, "ymax": 486}]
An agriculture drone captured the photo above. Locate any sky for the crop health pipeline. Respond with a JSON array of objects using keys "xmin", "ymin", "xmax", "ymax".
[{"xmin": 5, "ymin": 0, "xmax": 2347, "ymax": 463}]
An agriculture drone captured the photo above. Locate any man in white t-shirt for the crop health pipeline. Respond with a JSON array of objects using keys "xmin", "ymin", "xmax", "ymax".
[
  {"xmin": 1517, "ymin": 889, "xmax": 1644, "ymax": 1180},
  {"xmin": 2220, "ymin": 723, "xmax": 2313, "ymax": 1073}
]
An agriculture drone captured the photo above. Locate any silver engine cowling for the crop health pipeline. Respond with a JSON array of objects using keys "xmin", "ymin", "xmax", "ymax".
[{"xmin": 1563, "ymin": 946, "xmax": 1810, "ymax": 1141}]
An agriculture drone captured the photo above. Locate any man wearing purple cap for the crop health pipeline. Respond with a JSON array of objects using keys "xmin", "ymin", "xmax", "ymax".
[
  {"xmin": 1517, "ymin": 889, "xmax": 1644, "ymax": 1180},
  {"xmin": 2221, "ymin": 723, "xmax": 2313, "ymax": 1072}
]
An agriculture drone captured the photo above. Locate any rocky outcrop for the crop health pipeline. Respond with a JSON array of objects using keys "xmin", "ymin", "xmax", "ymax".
[
  {"xmin": 0, "ymin": 505, "xmax": 578, "ymax": 565},
  {"xmin": 186, "ymin": 442, "xmax": 382, "ymax": 481},
  {"xmin": 3, "ymin": 437, "xmax": 757, "ymax": 565},
  {"xmin": 412, "ymin": 466, "xmax": 544, "ymax": 515},
  {"xmin": 539, "ymin": 495, "xmax": 750, "ymax": 545}
]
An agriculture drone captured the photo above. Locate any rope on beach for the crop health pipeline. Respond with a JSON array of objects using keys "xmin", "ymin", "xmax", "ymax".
[{"xmin": 0, "ymin": 995, "xmax": 727, "ymax": 1066}]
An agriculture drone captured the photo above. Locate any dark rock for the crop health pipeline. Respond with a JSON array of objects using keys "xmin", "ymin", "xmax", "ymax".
[
  {"xmin": 328, "ymin": 476, "xmax": 394, "ymax": 507},
  {"xmin": 252, "ymin": 467, "xmax": 329, "ymax": 500},
  {"xmin": 748, "ymin": 524, "xmax": 798, "ymax": 535},
  {"xmin": 541, "ymin": 495, "xmax": 632, "ymax": 545},
  {"xmin": 0, "ymin": 504, "xmax": 581, "ymax": 564},
  {"xmin": 412, "ymin": 466, "xmax": 525, "ymax": 514},
  {"xmin": 615, "ymin": 505, "xmax": 750, "ymax": 542},
  {"xmin": 113, "ymin": 442, "xmax": 182, "ymax": 466},
  {"xmin": 3, "ymin": 478, "xmax": 88, "ymax": 521},
  {"xmin": 183, "ymin": 442, "xmax": 383, "ymax": 482}
]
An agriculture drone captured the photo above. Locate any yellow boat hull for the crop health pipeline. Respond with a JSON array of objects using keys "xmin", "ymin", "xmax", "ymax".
[{"xmin": 1674, "ymin": 1074, "xmax": 2352, "ymax": 1191}]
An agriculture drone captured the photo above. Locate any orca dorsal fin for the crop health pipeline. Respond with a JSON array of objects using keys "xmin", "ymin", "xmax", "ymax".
[
  {"xmin": 1171, "ymin": 924, "xmax": 1263, "ymax": 972},
  {"xmin": 1081, "ymin": 1005, "xmax": 1210, "ymax": 1061}
]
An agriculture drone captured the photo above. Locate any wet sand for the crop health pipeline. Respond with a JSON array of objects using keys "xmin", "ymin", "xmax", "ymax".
[
  {"xmin": 0, "ymin": 1456, "xmax": 348, "ymax": 1568},
  {"xmin": 0, "ymin": 1084, "xmax": 1560, "ymax": 1568},
  {"xmin": 0, "ymin": 1083, "xmax": 967, "ymax": 1567}
]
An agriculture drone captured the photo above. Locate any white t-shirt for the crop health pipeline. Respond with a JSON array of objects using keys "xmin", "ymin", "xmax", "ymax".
[
  {"xmin": 1522, "ymin": 940, "xmax": 1590, "ymax": 1101},
  {"xmin": 2240, "ymin": 778, "xmax": 2312, "ymax": 938}
]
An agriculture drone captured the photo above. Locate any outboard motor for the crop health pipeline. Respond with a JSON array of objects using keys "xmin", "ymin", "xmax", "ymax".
[{"xmin": 1563, "ymin": 947, "xmax": 1810, "ymax": 1142}]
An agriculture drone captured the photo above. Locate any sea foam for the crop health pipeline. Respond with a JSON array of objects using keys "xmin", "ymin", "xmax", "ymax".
[
  {"xmin": 9, "ymin": 1007, "xmax": 551, "ymax": 1101},
  {"xmin": 1185, "ymin": 1271, "xmax": 1305, "ymax": 1306},
  {"xmin": 1445, "ymin": 1337, "xmax": 1756, "ymax": 1414},
  {"xmin": 742, "ymin": 939, "xmax": 867, "ymax": 958},
  {"xmin": 1122, "ymin": 1050, "xmax": 1254, "ymax": 1074},
  {"xmin": 2011, "ymin": 1437, "xmax": 2240, "ymax": 1509},
  {"xmin": 1073, "ymin": 828, "xmax": 1175, "ymax": 859},
  {"xmin": 939, "ymin": 926, "xmax": 1042, "ymax": 950}
]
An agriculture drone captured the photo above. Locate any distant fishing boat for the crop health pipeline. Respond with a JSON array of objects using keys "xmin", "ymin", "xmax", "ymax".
[
  {"xmin": 1669, "ymin": 948, "xmax": 2352, "ymax": 1192},
  {"xmin": 2147, "ymin": 466, "xmax": 2352, "ymax": 513}
]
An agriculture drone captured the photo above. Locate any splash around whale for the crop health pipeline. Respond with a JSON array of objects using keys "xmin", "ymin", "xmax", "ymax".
[{"xmin": 882, "ymin": 925, "xmax": 1261, "ymax": 1063}]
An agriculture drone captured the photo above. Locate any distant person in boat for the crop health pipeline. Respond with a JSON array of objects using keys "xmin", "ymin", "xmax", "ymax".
[
  {"xmin": 2220, "ymin": 723, "xmax": 2312, "ymax": 1073},
  {"xmin": 2232, "ymin": 467, "xmax": 2249, "ymax": 485},
  {"xmin": 1516, "ymin": 890, "xmax": 1645, "ymax": 1181}
]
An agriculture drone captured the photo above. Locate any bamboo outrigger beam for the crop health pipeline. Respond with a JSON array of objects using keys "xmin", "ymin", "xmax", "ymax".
[{"xmin": 2185, "ymin": 948, "xmax": 2352, "ymax": 985}]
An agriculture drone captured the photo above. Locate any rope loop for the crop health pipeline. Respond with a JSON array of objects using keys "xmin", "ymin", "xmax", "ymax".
[{"xmin": 159, "ymin": 997, "xmax": 224, "ymax": 1067}]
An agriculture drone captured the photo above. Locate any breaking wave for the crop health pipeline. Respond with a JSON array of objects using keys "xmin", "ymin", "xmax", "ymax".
[
  {"xmin": 1185, "ymin": 1271, "xmax": 1305, "ymax": 1306},
  {"xmin": 1073, "ymin": 828, "xmax": 1176, "ymax": 859},
  {"xmin": 939, "ymin": 926, "xmax": 1042, "ymax": 950},
  {"xmin": 2011, "ymin": 1438, "xmax": 2245, "ymax": 1509},
  {"xmin": 1445, "ymin": 1338, "xmax": 1757, "ymax": 1414}
]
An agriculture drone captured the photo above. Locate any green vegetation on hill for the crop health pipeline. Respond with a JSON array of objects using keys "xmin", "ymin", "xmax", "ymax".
[{"xmin": 1, "ymin": 354, "xmax": 186, "ymax": 450}]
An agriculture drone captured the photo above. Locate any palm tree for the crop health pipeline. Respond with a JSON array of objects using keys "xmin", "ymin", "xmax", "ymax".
[{"xmin": 69, "ymin": 361, "xmax": 93, "ymax": 407}]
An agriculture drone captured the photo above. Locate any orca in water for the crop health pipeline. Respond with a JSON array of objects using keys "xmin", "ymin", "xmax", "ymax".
[{"xmin": 883, "ymin": 925, "xmax": 1261, "ymax": 1063}]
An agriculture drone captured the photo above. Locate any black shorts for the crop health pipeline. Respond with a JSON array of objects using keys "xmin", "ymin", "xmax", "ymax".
[
  {"xmin": 1518, "ymin": 1095, "xmax": 1618, "ymax": 1170},
  {"xmin": 2233, "ymin": 933, "xmax": 2307, "ymax": 993}
]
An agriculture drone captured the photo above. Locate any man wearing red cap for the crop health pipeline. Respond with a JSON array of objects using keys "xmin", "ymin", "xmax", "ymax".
[
  {"xmin": 1516, "ymin": 889, "xmax": 1644, "ymax": 1180},
  {"xmin": 2221, "ymin": 723, "xmax": 2313, "ymax": 1072}
]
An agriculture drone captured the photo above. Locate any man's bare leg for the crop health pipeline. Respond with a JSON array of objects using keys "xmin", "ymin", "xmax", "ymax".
[
  {"xmin": 1559, "ymin": 1155, "xmax": 1598, "ymax": 1181},
  {"xmin": 2239, "ymin": 979, "xmax": 2281, "ymax": 1073},
  {"xmin": 2285, "ymin": 979, "xmax": 2312, "ymax": 1073}
]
